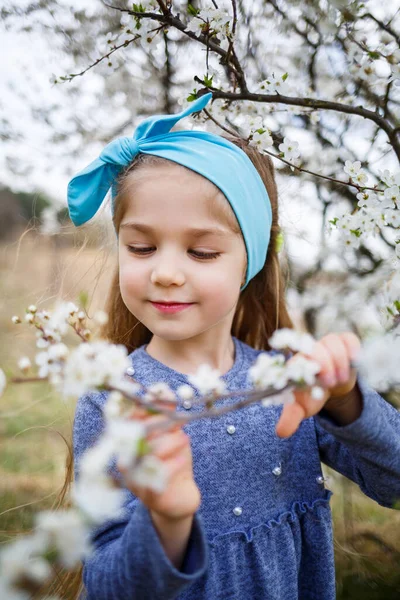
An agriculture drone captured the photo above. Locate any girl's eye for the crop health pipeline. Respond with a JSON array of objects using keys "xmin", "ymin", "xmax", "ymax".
[{"xmin": 127, "ymin": 246, "xmax": 220, "ymax": 260}]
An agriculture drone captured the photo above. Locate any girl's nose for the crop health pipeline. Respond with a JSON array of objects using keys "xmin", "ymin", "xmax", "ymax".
[{"xmin": 150, "ymin": 257, "xmax": 185, "ymax": 287}]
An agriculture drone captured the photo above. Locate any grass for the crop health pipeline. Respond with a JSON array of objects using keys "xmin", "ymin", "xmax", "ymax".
[{"xmin": 0, "ymin": 232, "xmax": 399, "ymax": 599}]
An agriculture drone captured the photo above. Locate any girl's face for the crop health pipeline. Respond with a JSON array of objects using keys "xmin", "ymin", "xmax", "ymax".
[{"xmin": 118, "ymin": 164, "xmax": 247, "ymax": 342}]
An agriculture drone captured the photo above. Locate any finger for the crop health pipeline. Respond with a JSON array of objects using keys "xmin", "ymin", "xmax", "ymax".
[
  {"xmin": 148, "ymin": 431, "xmax": 188, "ymax": 459},
  {"xmin": 275, "ymin": 401, "xmax": 306, "ymax": 438},
  {"xmin": 311, "ymin": 339, "xmax": 337, "ymax": 387},
  {"xmin": 130, "ymin": 453, "xmax": 187, "ymax": 499},
  {"xmin": 126, "ymin": 407, "xmax": 182, "ymax": 438},
  {"xmin": 319, "ymin": 333, "xmax": 351, "ymax": 384},
  {"xmin": 340, "ymin": 332, "xmax": 361, "ymax": 365}
]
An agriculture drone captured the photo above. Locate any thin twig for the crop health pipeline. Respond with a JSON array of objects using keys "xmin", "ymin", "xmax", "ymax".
[{"xmin": 202, "ymin": 107, "xmax": 386, "ymax": 194}]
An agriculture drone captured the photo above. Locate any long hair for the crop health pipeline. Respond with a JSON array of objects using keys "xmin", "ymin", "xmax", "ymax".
[
  {"xmin": 49, "ymin": 134, "xmax": 294, "ymax": 599},
  {"xmin": 101, "ymin": 134, "xmax": 294, "ymax": 351}
]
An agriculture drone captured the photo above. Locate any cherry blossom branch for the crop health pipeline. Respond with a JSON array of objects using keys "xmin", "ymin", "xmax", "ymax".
[
  {"xmin": 57, "ymin": 34, "xmax": 143, "ymax": 82},
  {"xmin": 200, "ymin": 87, "xmax": 400, "ymax": 162},
  {"xmin": 100, "ymin": 2, "xmax": 248, "ymax": 89},
  {"xmin": 97, "ymin": 2, "xmax": 400, "ymax": 161},
  {"xmin": 202, "ymin": 107, "xmax": 386, "ymax": 194},
  {"xmin": 362, "ymin": 12, "xmax": 400, "ymax": 46}
]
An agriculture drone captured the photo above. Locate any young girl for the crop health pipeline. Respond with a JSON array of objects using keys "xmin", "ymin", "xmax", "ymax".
[{"xmin": 67, "ymin": 93, "xmax": 400, "ymax": 600}]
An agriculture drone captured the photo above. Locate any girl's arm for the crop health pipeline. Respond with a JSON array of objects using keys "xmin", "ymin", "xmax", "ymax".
[
  {"xmin": 314, "ymin": 373, "xmax": 400, "ymax": 508},
  {"xmin": 73, "ymin": 393, "xmax": 208, "ymax": 600},
  {"xmin": 150, "ymin": 511, "xmax": 194, "ymax": 570}
]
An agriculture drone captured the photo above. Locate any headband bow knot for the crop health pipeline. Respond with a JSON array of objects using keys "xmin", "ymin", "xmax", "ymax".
[
  {"xmin": 67, "ymin": 92, "xmax": 273, "ymax": 290},
  {"xmin": 99, "ymin": 137, "xmax": 140, "ymax": 166}
]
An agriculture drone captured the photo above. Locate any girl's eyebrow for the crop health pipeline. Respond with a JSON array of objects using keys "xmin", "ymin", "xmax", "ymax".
[{"xmin": 119, "ymin": 222, "xmax": 232, "ymax": 238}]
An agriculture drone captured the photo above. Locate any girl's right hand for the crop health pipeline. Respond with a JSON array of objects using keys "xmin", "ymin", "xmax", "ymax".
[{"xmin": 117, "ymin": 405, "xmax": 201, "ymax": 522}]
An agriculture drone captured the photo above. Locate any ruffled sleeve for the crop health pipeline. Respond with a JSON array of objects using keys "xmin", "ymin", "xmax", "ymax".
[
  {"xmin": 314, "ymin": 374, "xmax": 400, "ymax": 509},
  {"xmin": 73, "ymin": 393, "xmax": 209, "ymax": 600}
]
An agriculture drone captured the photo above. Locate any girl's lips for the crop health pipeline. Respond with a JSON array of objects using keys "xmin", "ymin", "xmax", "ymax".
[{"xmin": 150, "ymin": 301, "xmax": 194, "ymax": 314}]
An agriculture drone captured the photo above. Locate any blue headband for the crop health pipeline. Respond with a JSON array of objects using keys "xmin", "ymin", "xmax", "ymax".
[{"xmin": 67, "ymin": 92, "xmax": 272, "ymax": 290}]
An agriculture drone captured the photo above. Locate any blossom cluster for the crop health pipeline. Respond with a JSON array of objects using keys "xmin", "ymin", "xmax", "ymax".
[
  {"xmin": 327, "ymin": 164, "xmax": 400, "ymax": 256},
  {"xmin": 0, "ymin": 305, "xmax": 349, "ymax": 594},
  {"xmin": 1, "ymin": 297, "xmax": 400, "ymax": 594}
]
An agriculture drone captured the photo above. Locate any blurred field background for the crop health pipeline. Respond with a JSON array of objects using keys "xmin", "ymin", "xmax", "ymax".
[{"xmin": 1, "ymin": 220, "xmax": 400, "ymax": 599}]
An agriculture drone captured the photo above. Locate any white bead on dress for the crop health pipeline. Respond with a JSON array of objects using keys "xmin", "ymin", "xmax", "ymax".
[
  {"xmin": 316, "ymin": 475, "xmax": 329, "ymax": 485},
  {"xmin": 272, "ymin": 464, "xmax": 282, "ymax": 477},
  {"xmin": 233, "ymin": 506, "xmax": 242, "ymax": 516}
]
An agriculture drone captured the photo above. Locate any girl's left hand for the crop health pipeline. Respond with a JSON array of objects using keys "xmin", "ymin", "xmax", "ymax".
[{"xmin": 275, "ymin": 332, "xmax": 360, "ymax": 438}]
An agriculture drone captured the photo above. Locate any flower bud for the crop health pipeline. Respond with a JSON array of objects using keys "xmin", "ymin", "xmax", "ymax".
[{"xmin": 18, "ymin": 357, "xmax": 32, "ymax": 372}]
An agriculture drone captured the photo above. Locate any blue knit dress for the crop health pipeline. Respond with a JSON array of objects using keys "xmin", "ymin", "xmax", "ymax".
[{"xmin": 73, "ymin": 336, "xmax": 400, "ymax": 599}]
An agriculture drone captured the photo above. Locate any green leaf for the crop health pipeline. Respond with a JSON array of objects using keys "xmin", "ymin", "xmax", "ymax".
[
  {"xmin": 203, "ymin": 74, "xmax": 213, "ymax": 87},
  {"xmin": 350, "ymin": 228, "xmax": 361, "ymax": 237},
  {"xmin": 187, "ymin": 89, "xmax": 198, "ymax": 102},
  {"xmin": 133, "ymin": 3, "xmax": 145, "ymax": 12},
  {"xmin": 368, "ymin": 51, "xmax": 380, "ymax": 60},
  {"xmin": 329, "ymin": 217, "xmax": 339, "ymax": 226},
  {"xmin": 394, "ymin": 300, "xmax": 400, "ymax": 311},
  {"xmin": 43, "ymin": 546, "xmax": 59, "ymax": 563},
  {"xmin": 188, "ymin": 4, "xmax": 200, "ymax": 16},
  {"xmin": 282, "ymin": 72, "xmax": 289, "ymax": 81},
  {"xmin": 275, "ymin": 231, "xmax": 284, "ymax": 253},
  {"xmin": 137, "ymin": 437, "xmax": 151, "ymax": 457},
  {"xmin": 78, "ymin": 290, "xmax": 89, "ymax": 311}
]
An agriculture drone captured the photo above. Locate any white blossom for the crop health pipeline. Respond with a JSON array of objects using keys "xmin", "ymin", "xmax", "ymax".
[
  {"xmin": 186, "ymin": 8, "xmax": 231, "ymax": 37},
  {"xmin": 250, "ymin": 129, "xmax": 274, "ymax": 150},
  {"xmin": 176, "ymin": 384, "xmax": 195, "ymax": 401},
  {"xmin": 60, "ymin": 341, "xmax": 131, "ymax": 399},
  {"xmin": 129, "ymin": 454, "xmax": 168, "ymax": 493},
  {"xmin": 0, "ymin": 536, "xmax": 50, "ymax": 587},
  {"xmin": 144, "ymin": 382, "xmax": 176, "ymax": 403},
  {"xmin": 269, "ymin": 328, "xmax": 316, "ymax": 354},
  {"xmin": 261, "ymin": 389, "xmax": 295, "ymax": 408},
  {"xmin": 285, "ymin": 355, "xmax": 321, "ymax": 386},
  {"xmin": 187, "ymin": 364, "xmax": 227, "ymax": 396},
  {"xmin": 279, "ymin": 137, "xmax": 300, "ymax": 161},
  {"xmin": 35, "ymin": 345, "xmax": 66, "ymax": 380},
  {"xmin": 384, "ymin": 185, "xmax": 400, "ymax": 208},
  {"xmin": 17, "ymin": 357, "xmax": 31, "ymax": 372},
  {"xmin": 311, "ymin": 386, "xmax": 326, "ymax": 401},
  {"xmin": 256, "ymin": 72, "xmax": 290, "ymax": 95},
  {"xmin": 248, "ymin": 352, "xmax": 288, "ymax": 390},
  {"xmin": 34, "ymin": 509, "xmax": 92, "ymax": 569},
  {"xmin": 357, "ymin": 333, "xmax": 400, "ymax": 391},
  {"xmin": 93, "ymin": 310, "xmax": 109, "ymax": 325},
  {"xmin": 0, "ymin": 369, "xmax": 6, "ymax": 397},
  {"xmin": 344, "ymin": 160, "xmax": 362, "ymax": 178},
  {"xmin": 79, "ymin": 437, "xmax": 116, "ymax": 480},
  {"xmin": 385, "ymin": 209, "xmax": 400, "ymax": 228},
  {"xmin": 107, "ymin": 417, "xmax": 146, "ymax": 470},
  {"xmin": 378, "ymin": 168, "xmax": 400, "ymax": 188},
  {"xmin": 357, "ymin": 190, "xmax": 379, "ymax": 209},
  {"xmin": 103, "ymin": 391, "xmax": 124, "ymax": 421},
  {"xmin": 72, "ymin": 476, "xmax": 127, "ymax": 524}
]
